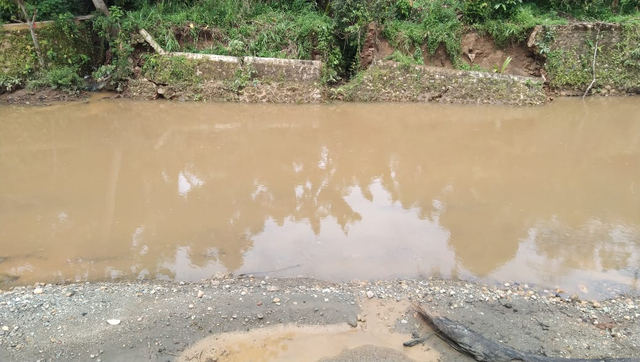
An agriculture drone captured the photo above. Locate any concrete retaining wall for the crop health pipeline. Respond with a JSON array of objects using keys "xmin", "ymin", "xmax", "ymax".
[
  {"xmin": 139, "ymin": 29, "xmax": 322, "ymax": 83},
  {"xmin": 152, "ymin": 54, "xmax": 322, "ymax": 83}
]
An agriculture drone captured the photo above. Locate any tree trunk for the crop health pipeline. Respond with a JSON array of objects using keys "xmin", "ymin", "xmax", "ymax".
[
  {"xmin": 15, "ymin": 0, "xmax": 45, "ymax": 69},
  {"xmin": 91, "ymin": 0, "xmax": 110, "ymax": 16}
]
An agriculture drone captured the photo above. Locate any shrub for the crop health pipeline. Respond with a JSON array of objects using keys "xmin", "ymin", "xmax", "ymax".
[{"xmin": 27, "ymin": 66, "xmax": 84, "ymax": 92}]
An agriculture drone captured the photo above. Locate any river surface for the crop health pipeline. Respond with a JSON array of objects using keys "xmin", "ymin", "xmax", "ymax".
[{"xmin": 0, "ymin": 97, "xmax": 639, "ymax": 296}]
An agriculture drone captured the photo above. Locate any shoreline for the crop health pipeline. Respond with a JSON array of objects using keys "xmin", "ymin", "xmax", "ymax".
[
  {"xmin": 1, "ymin": 276, "xmax": 638, "ymax": 361},
  {"xmin": 0, "ymin": 89, "xmax": 638, "ymax": 108}
]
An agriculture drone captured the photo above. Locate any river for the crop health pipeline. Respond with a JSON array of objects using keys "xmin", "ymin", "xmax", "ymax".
[{"xmin": 0, "ymin": 97, "xmax": 639, "ymax": 297}]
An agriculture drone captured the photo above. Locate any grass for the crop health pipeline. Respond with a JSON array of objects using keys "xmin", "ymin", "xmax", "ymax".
[
  {"xmin": 89, "ymin": 0, "xmax": 640, "ymax": 87},
  {"xmin": 115, "ymin": 0, "xmax": 341, "ymax": 80},
  {"xmin": 473, "ymin": 5, "xmax": 568, "ymax": 47}
]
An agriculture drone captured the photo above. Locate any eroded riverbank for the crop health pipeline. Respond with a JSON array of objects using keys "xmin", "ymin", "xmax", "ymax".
[{"xmin": 0, "ymin": 276, "xmax": 639, "ymax": 362}]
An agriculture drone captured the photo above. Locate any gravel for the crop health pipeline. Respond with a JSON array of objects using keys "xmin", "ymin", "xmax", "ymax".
[{"xmin": 0, "ymin": 275, "xmax": 638, "ymax": 361}]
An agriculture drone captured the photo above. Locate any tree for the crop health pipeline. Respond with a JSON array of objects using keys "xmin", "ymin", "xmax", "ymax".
[
  {"xmin": 15, "ymin": 0, "xmax": 45, "ymax": 68},
  {"xmin": 91, "ymin": 0, "xmax": 109, "ymax": 16}
]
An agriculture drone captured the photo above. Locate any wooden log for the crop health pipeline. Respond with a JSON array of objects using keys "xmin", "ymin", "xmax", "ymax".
[{"xmin": 416, "ymin": 305, "xmax": 638, "ymax": 362}]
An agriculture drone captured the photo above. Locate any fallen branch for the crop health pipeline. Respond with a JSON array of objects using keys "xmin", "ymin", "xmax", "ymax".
[
  {"xmin": 403, "ymin": 332, "xmax": 434, "ymax": 347},
  {"xmin": 416, "ymin": 305, "xmax": 638, "ymax": 362},
  {"xmin": 583, "ymin": 27, "xmax": 601, "ymax": 99}
]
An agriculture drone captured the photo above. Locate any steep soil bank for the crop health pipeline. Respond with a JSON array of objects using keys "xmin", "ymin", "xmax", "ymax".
[{"xmin": 1, "ymin": 277, "xmax": 638, "ymax": 362}]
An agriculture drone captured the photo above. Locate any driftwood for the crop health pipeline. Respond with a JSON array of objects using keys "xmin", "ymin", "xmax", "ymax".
[{"xmin": 416, "ymin": 305, "xmax": 638, "ymax": 362}]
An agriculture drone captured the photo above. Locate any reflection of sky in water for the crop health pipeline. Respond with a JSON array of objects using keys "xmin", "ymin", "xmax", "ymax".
[
  {"xmin": 179, "ymin": 179, "xmax": 457, "ymax": 281},
  {"xmin": 152, "ymin": 176, "xmax": 640, "ymax": 296},
  {"xmin": 492, "ymin": 218, "xmax": 640, "ymax": 291},
  {"xmin": 178, "ymin": 170, "xmax": 204, "ymax": 197}
]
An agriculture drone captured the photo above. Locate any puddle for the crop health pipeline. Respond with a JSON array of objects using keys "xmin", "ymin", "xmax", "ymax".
[
  {"xmin": 0, "ymin": 98, "xmax": 639, "ymax": 296},
  {"xmin": 178, "ymin": 300, "xmax": 436, "ymax": 362}
]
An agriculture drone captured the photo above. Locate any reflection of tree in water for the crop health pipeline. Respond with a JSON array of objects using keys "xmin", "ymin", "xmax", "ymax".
[
  {"xmin": 531, "ymin": 218, "xmax": 637, "ymax": 273},
  {"xmin": 1, "ymin": 101, "xmax": 639, "ymax": 284}
]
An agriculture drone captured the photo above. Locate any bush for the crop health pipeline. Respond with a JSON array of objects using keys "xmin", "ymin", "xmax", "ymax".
[
  {"xmin": 0, "ymin": 0, "xmax": 91, "ymax": 22},
  {"xmin": 423, "ymin": 0, "xmax": 463, "ymax": 61},
  {"xmin": 27, "ymin": 66, "xmax": 84, "ymax": 92},
  {"xmin": 0, "ymin": 74, "xmax": 22, "ymax": 92},
  {"xmin": 386, "ymin": 49, "xmax": 424, "ymax": 65}
]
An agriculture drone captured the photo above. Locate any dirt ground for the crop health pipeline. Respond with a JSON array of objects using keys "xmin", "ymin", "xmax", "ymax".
[{"xmin": 0, "ymin": 276, "xmax": 638, "ymax": 362}]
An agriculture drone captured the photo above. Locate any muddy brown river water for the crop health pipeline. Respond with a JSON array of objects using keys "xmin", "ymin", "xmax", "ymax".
[{"xmin": 0, "ymin": 97, "xmax": 639, "ymax": 296}]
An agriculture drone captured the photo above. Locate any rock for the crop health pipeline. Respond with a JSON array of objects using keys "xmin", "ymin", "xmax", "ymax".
[
  {"xmin": 357, "ymin": 314, "xmax": 366, "ymax": 322},
  {"xmin": 347, "ymin": 314, "xmax": 358, "ymax": 328},
  {"xmin": 257, "ymin": 314, "xmax": 264, "ymax": 319},
  {"xmin": 401, "ymin": 319, "xmax": 408, "ymax": 324},
  {"xmin": 106, "ymin": 319, "xmax": 121, "ymax": 326},
  {"xmin": 272, "ymin": 298, "xmax": 281, "ymax": 303},
  {"xmin": 570, "ymin": 294, "xmax": 580, "ymax": 302},
  {"xmin": 366, "ymin": 291, "xmax": 375, "ymax": 299},
  {"xmin": 1, "ymin": 326, "xmax": 8, "ymax": 331},
  {"xmin": 34, "ymin": 288, "xmax": 43, "ymax": 294},
  {"xmin": 592, "ymin": 301, "xmax": 602, "ymax": 308},
  {"xmin": 197, "ymin": 290, "xmax": 204, "ymax": 298},
  {"xmin": 188, "ymin": 304, "xmax": 194, "ymax": 309}
]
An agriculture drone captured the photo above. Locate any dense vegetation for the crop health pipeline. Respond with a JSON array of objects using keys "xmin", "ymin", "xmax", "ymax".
[{"xmin": 1, "ymin": 0, "xmax": 639, "ymax": 92}]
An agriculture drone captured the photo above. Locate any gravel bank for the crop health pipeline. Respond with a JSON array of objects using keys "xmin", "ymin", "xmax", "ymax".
[{"xmin": 0, "ymin": 276, "xmax": 638, "ymax": 361}]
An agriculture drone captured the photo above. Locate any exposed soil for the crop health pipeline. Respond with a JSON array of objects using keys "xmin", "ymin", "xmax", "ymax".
[
  {"xmin": 0, "ymin": 277, "xmax": 638, "ymax": 362},
  {"xmin": 459, "ymin": 32, "xmax": 543, "ymax": 77},
  {"xmin": 365, "ymin": 28, "xmax": 543, "ymax": 78},
  {"xmin": 376, "ymin": 39, "xmax": 395, "ymax": 60},
  {"xmin": 423, "ymin": 44, "xmax": 454, "ymax": 68},
  {"xmin": 360, "ymin": 23, "xmax": 379, "ymax": 69}
]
